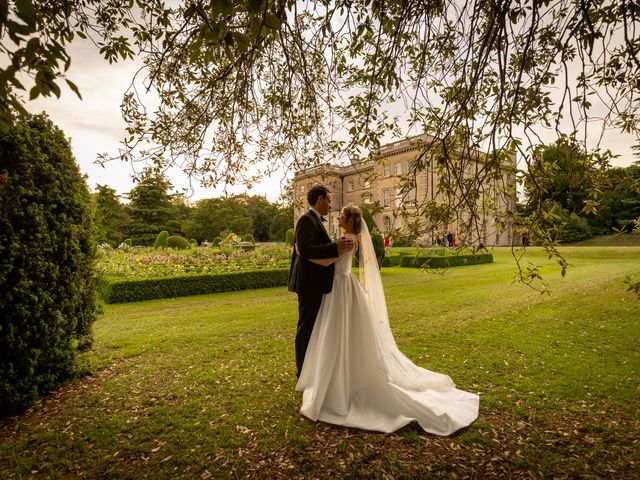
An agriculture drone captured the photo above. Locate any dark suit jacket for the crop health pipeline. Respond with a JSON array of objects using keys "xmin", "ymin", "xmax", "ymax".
[{"xmin": 288, "ymin": 210, "xmax": 339, "ymax": 295}]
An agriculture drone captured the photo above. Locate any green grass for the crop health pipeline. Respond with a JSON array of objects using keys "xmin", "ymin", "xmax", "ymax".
[
  {"xmin": 565, "ymin": 233, "xmax": 640, "ymax": 246},
  {"xmin": 1, "ymin": 247, "xmax": 639, "ymax": 478}
]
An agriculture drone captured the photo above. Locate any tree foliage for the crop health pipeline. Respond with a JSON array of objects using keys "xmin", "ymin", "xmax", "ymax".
[
  {"xmin": 124, "ymin": 168, "xmax": 181, "ymax": 246},
  {"xmin": 524, "ymin": 141, "xmax": 640, "ymax": 242},
  {"xmin": 525, "ymin": 137, "xmax": 596, "ymax": 215},
  {"xmin": 181, "ymin": 194, "xmax": 291, "ymax": 243},
  {"xmin": 590, "ymin": 164, "xmax": 640, "ymax": 234},
  {"xmin": 182, "ymin": 196, "xmax": 253, "ymax": 243},
  {"xmin": 92, "ymin": 184, "xmax": 128, "ymax": 247},
  {"xmin": 0, "ymin": 114, "xmax": 98, "ymax": 415}
]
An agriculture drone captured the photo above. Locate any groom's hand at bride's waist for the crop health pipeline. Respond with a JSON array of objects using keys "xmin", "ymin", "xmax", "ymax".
[{"xmin": 337, "ymin": 236, "xmax": 354, "ymax": 256}]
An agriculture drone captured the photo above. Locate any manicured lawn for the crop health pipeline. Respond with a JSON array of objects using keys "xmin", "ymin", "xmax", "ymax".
[
  {"xmin": 1, "ymin": 247, "xmax": 639, "ymax": 478},
  {"xmin": 566, "ymin": 233, "xmax": 640, "ymax": 246}
]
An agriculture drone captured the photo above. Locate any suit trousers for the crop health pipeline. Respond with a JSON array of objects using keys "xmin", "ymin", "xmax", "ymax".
[{"xmin": 295, "ymin": 291, "xmax": 324, "ymax": 376}]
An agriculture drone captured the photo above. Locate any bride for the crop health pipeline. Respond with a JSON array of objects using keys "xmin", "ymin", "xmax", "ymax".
[{"xmin": 296, "ymin": 205, "xmax": 479, "ymax": 435}]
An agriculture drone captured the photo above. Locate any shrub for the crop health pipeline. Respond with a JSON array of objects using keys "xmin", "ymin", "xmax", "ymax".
[
  {"xmin": 0, "ymin": 114, "xmax": 98, "ymax": 415},
  {"xmin": 286, "ymin": 228, "xmax": 295, "ymax": 245},
  {"xmin": 243, "ymin": 233, "xmax": 255, "ymax": 244},
  {"xmin": 372, "ymin": 232, "xmax": 385, "ymax": 266},
  {"xmin": 382, "ymin": 254, "xmax": 402, "ymax": 267},
  {"xmin": 154, "ymin": 230, "xmax": 169, "ymax": 249},
  {"xmin": 167, "ymin": 235, "xmax": 190, "ymax": 249},
  {"xmin": 212, "ymin": 236, "xmax": 222, "ymax": 246},
  {"xmin": 190, "ymin": 238, "xmax": 198, "ymax": 246},
  {"xmin": 123, "ymin": 238, "xmax": 132, "ymax": 246},
  {"xmin": 98, "ymin": 269, "xmax": 289, "ymax": 303}
]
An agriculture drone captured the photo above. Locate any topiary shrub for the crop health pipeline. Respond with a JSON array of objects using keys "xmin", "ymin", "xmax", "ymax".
[
  {"xmin": 0, "ymin": 114, "xmax": 99, "ymax": 415},
  {"xmin": 167, "ymin": 235, "xmax": 190, "ymax": 249},
  {"xmin": 212, "ymin": 236, "xmax": 222, "ymax": 246},
  {"xmin": 286, "ymin": 228, "xmax": 295, "ymax": 245},
  {"xmin": 154, "ymin": 230, "xmax": 169, "ymax": 249},
  {"xmin": 122, "ymin": 238, "xmax": 132, "ymax": 246},
  {"xmin": 243, "ymin": 233, "xmax": 255, "ymax": 244},
  {"xmin": 190, "ymin": 238, "xmax": 198, "ymax": 246}
]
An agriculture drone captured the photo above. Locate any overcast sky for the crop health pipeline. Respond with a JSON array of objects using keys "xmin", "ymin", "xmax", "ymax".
[{"xmin": 23, "ymin": 38, "xmax": 638, "ymax": 204}]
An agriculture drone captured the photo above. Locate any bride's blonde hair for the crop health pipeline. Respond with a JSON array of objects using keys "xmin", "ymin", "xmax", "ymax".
[{"xmin": 342, "ymin": 205, "xmax": 363, "ymax": 234}]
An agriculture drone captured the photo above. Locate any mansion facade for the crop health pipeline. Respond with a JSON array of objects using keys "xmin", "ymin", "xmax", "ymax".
[{"xmin": 292, "ymin": 134, "xmax": 517, "ymax": 247}]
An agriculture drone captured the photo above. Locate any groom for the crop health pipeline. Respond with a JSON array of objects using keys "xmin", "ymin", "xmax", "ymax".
[{"xmin": 288, "ymin": 184, "xmax": 353, "ymax": 377}]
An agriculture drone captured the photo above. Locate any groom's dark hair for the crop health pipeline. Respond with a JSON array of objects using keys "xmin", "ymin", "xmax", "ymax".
[{"xmin": 307, "ymin": 184, "xmax": 330, "ymax": 206}]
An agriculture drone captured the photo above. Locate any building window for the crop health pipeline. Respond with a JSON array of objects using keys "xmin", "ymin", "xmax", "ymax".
[
  {"xmin": 299, "ymin": 184, "xmax": 305, "ymax": 194},
  {"xmin": 348, "ymin": 180, "xmax": 354, "ymax": 192},
  {"xmin": 395, "ymin": 161, "xmax": 402, "ymax": 175},
  {"xmin": 395, "ymin": 187, "xmax": 402, "ymax": 208},
  {"xmin": 363, "ymin": 179, "xmax": 371, "ymax": 189},
  {"xmin": 383, "ymin": 189, "xmax": 390, "ymax": 208},
  {"xmin": 362, "ymin": 193, "xmax": 372, "ymax": 204},
  {"xmin": 383, "ymin": 216, "xmax": 391, "ymax": 230},
  {"xmin": 384, "ymin": 164, "xmax": 390, "ymax": 177}
]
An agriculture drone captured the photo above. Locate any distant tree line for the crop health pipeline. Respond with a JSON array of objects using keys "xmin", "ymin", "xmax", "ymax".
[
  {"xmin": 522, "ymin": 137, "xmax": 640, "ymax": 244},
  {"xmin": 92, "ymin": 168, "xmax": 293, "ymax": 247}
]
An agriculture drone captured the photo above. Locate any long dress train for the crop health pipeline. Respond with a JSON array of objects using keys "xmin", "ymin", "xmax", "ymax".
[{"xmin": 295, "ymin": 226, "xmax": 479, "ymax": 435}]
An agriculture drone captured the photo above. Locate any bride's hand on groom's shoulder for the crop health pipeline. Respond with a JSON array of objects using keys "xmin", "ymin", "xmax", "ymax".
[{"xmin": 337, "ymin": 235, "xmax": 354, "ymax": 255}]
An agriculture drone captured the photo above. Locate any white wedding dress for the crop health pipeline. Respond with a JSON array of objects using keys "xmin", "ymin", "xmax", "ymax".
[{"xmin": 295, "ymin": 223, "xmax": 479, "ymax": 435}]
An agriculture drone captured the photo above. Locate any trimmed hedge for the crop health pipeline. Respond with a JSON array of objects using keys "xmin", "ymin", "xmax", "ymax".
[
  {"xmin": 98, "ymin": 269, "xmax": 290, "ymax": 303},
  {"xmin": 382, "ymin": 254, "xmax": 403, "ymax": 267},
  {"xmin": 0, "ymin": 114, "xmax": 98, "ymax": 415},
  {"xmin": 400, "ymin": 253, "xmax": 493, "ymax": 268},
  {"xmin": 168, "ymin": 235, "xmax": 190, "ymax": 249}
]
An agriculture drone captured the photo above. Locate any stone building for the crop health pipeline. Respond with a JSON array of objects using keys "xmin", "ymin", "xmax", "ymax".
[{"xmin": 292, "ymin": 134, "xmax": 517, "ymax": 246}]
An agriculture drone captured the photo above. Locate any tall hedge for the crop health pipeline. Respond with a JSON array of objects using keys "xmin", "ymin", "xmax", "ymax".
[{"xmin": 0, "ymin": 114, "xmax": 99, "ymax": 415}]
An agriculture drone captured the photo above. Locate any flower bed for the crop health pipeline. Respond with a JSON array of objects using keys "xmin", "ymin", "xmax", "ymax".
[
  {"xmin": 96, "ymin": 244, "xmax": 291, "ymax": 279},
  {"xmin": 96, "ymin": 244, "xmax": 293, "ymax": 303}
]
